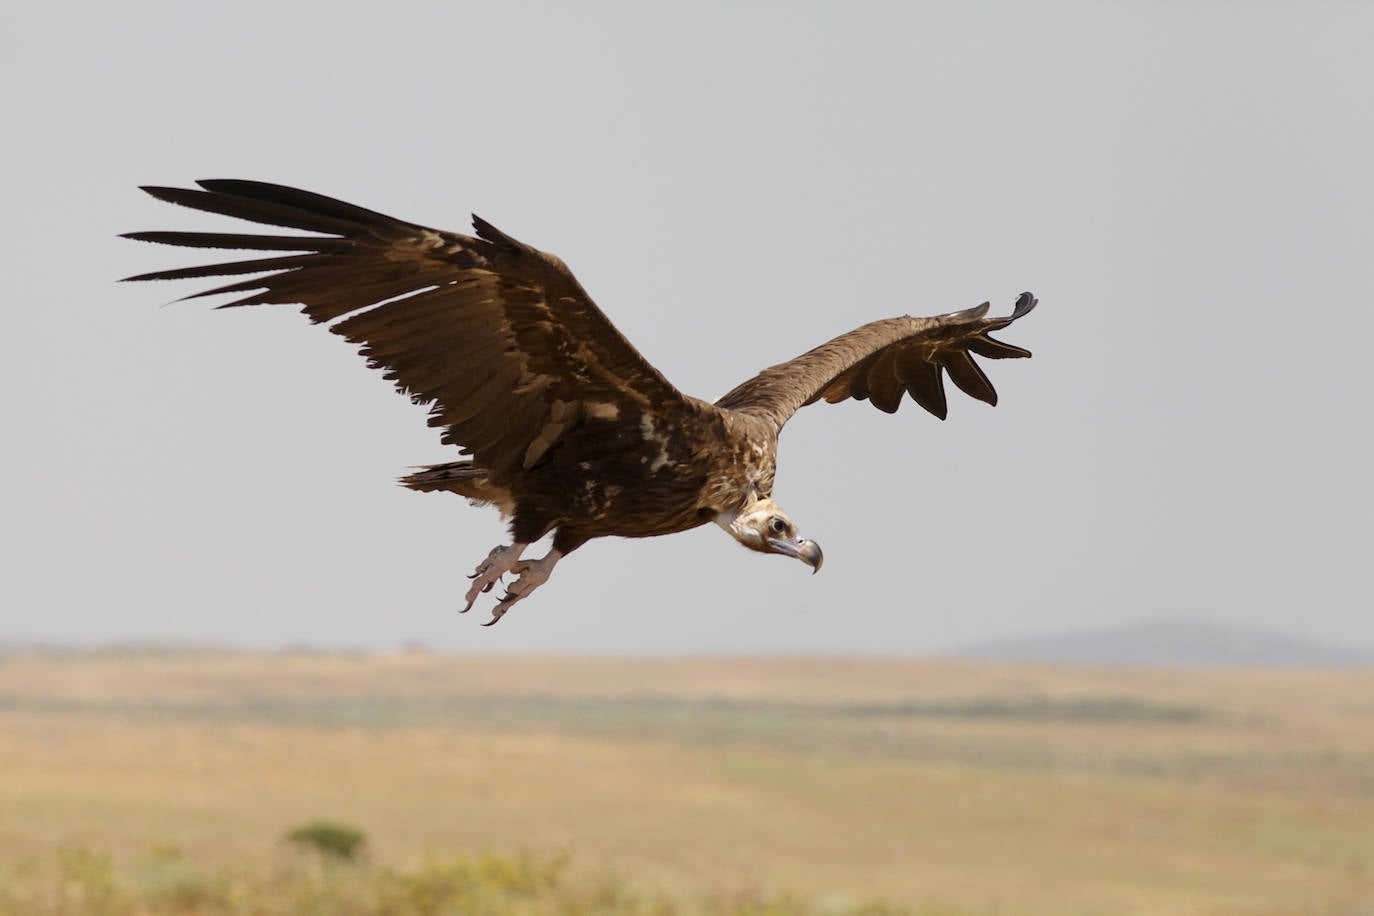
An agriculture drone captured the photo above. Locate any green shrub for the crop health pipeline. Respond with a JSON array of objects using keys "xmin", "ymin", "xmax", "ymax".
[{"xmin": 284, "ymin": 821, "xmax": 369, "ymax": 862}]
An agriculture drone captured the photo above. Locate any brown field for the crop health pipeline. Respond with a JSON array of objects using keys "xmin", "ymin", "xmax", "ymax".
[{"xmin": 0, "ymin": 650, "xmax": 1372, "ymax": 914}]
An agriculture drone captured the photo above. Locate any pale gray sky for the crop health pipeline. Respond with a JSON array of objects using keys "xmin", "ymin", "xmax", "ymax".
[{"xmin": 3, "ymin": 1, "xmax": 1370, "ymax": 653}]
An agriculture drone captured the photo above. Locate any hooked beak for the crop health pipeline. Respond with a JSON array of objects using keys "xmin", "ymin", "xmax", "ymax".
[{"xmin": 768, "ymin": 537, "xmax": 824, "ymax": 574}]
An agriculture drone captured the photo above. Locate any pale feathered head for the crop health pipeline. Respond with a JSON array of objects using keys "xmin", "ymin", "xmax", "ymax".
[{"xmin": 716, "ymin": 498, "xmax": 823, "ymax": 572}]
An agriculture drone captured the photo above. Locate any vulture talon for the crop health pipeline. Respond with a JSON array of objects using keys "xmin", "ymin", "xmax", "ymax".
[{"xmin": 462, "ymin": 543, "xmax": 527, "ymax": 614}]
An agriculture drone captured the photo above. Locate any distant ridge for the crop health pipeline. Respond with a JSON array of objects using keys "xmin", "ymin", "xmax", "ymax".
[{"xmin": 952, "ymin": 618, "xmax": 1373, "ymax": 668}]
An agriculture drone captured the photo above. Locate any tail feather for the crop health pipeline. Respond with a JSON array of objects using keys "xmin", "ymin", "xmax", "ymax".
[
  {"xmin": 400, "ymin": 461, "xmax": 514, "ymax": 515},
  {"xmin": 401, "ymin": 460, "xmax": 485, "ymax": 490}
]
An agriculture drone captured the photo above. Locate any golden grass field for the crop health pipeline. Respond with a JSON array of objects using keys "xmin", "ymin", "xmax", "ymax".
[{"xmin": 1, "ymin": 650, "xmax": 1371, "ymax": 914}]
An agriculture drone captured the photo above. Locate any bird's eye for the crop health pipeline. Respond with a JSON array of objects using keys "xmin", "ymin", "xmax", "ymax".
[{"xmin": 769, "ymin": 517, "xmax": 789, "ymax": 536}]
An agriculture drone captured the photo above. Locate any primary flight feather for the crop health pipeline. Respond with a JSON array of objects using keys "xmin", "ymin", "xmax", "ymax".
[{"xmin": 124, "ymin": 180, "xmax": 1037, "ymax": 624}]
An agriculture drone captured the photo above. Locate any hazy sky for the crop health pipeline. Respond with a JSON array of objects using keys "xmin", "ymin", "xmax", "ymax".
[{"xmin": 4, "ymin": 2, "xmax": 1371, "ymax": 653}]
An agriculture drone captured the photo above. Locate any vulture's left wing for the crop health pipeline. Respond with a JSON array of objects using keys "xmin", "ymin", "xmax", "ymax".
[
  {"xmin": 714, "ymin": 293, "xmax": 1036, "ymax": 430},
  {"xmin": 123, "ymin": 180, "xmax": 690, "ymax": 487}
]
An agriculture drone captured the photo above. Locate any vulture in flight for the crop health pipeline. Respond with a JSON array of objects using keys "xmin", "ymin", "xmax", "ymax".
[{"xmin": 124, "ymin": 181, "xmax": 1037, "ymax": 624}]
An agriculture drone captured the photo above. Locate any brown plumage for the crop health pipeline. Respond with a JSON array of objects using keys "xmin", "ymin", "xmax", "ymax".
[{"xmin": 124, "ymin": 180, "xmax": 1036, "ymax": 624}]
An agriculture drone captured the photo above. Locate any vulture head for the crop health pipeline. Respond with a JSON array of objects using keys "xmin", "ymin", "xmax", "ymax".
[{"xmin": 716, "ymin": 498, "xmax": 824, "ymax": 573}]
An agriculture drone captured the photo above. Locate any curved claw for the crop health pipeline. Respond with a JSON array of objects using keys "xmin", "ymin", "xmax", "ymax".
[
  {"xmin": 465, "ymin": 572, "xmax": 479, "ymax": 580},
  {"xmin": 482, "ymin": 581, "xmax": 496, "ymax": 594},
  {"xmin": 481, "ymin": 600, "xmax": 514, "ymax": 627}
]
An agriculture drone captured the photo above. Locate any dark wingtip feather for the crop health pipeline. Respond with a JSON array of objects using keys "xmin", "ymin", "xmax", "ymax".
[
  {"xmin": 121, "ymin": 268, "xmax": 177, "ymax": 282},
  {"xmin": 921, "ymin": 400, "xmax": 950, "ymax": 421},
  {"xmin": 966, "ymin": 336, "xmax": 1032, "ymax": 360},
  {"xmin": 1012, "ymin": 291, "xmax": 1037, "ymax": 319},
  {"xmin": 194, "ymin": 179, "xmax": 408, "ymax": 231},
  {"xmin": 121, "ymin": 255, "xmax": 308, "ymax": 283},
  {"xmin": 131, "ymin": 183, "xmax": 366, "ymax": 235},
  {"xmin": 905, "ymin": 367, "xmax": 949, "ymax": 419},
  {"xmin": 120, "ymin": 230, "xmax": 347, "ymax": 252},
  {"xmin": 471, "ymin": 214, "xmax": 526, "ymax": 250},
  {"xmin": 138, "ymin": 185, "xmax": 193, "ymax": 206},
  {"xmin": 942, "ymin": 350, "xmax": 999, "ymax": 406}
]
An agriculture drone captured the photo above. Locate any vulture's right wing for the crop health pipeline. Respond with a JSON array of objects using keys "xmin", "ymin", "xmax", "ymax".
[{"xmin": 714, "ymin": 293, "xmax": 1037, "ymax": 431}]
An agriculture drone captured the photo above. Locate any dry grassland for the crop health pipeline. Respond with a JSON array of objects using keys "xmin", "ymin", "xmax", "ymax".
[{"xmin": 0, "ymin": 651, "xmax": 1371, "ymax": 914}]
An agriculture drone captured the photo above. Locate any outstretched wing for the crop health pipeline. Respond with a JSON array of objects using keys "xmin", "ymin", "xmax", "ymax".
[
  {"xmin": 123, "ymin": 180, "xmax": 689, "ymax": 486},
  {"xmin": 714, "ymin": 293, "xmax": 1036, "ymax": 430}
]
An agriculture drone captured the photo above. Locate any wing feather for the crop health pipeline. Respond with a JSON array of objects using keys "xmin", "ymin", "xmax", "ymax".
[
  {"xmin": 138, "ymin": 185, "xmax": 373, "ymax": 236},
  {"xmin": 865, "ymin": 350, "xmax": 904, "ymax": 414},
  {"xmin": 966, "ymin": 336, "xmax": 1032, "ymax": 360},
  {"xmin": 715, "ymin": 293, "xmax": 1036, "ymax": 428},
  {"xmin": 124, "ymin": 255, "xmax": 314, "ymax": 282},
  {"xmin": 124, "ymin": 180, "xmax": 690, "ymax": 485},
  {"xmin": 121, "ymin": 230, "xmax": 352, "ymax": 252},
  {"xmin": 894, "ymin": 350, "xmax": 948, "ymax": 420},
  {"xmin": 941, "ymin": 349, "xmax": 998, "ymax": 406}
]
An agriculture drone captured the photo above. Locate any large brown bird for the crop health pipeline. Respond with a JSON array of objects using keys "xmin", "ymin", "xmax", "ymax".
[{"xmin": 124, "ymin": 181, "xmax": 1036, "ymax": 624}]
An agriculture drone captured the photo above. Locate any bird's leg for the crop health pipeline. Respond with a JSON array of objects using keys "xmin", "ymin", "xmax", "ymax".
[
  {"xmin": 483, "ymin": 548, "xmax": 564, "ymax": 626},
  {"xmin": 463, "ymin": 542, "xmax": 527, "ymax": 613}
]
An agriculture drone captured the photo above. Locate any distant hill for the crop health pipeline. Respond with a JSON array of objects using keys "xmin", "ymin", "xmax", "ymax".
[{"xmin": 952, "ymin": 618, "xmax": 1373, "ymax": 668}]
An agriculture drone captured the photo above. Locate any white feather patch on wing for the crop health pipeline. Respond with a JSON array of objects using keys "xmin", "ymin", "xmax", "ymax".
[{"xmin": 639, "ymin": 414, "xmax": 672, "ymax": 472}]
